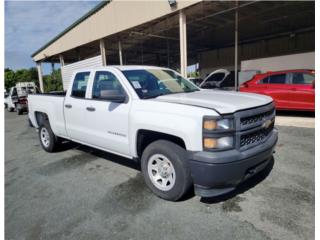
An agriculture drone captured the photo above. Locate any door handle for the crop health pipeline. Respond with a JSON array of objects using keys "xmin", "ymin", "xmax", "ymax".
[
  {"xmin": 65, "ymin": 104, "xmax": 72, "ymax": 109},
  {"xmin": 86, "ymin": 106, "xmax": 95, "ymax": 112}
]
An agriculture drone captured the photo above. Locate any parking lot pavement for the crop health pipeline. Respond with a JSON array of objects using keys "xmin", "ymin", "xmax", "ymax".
[
  {"xmin": 5, "ymin": 112, "xmax": 314, "ymax": 240},
  {"xmin": 275, "ymin": 111, "xmax": 315, "ymax": 129}
]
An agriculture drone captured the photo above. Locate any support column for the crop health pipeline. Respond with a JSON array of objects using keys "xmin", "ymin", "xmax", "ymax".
[
  {"xmin": 100, "ymin": 39, "xmax": 107, "ymax": 66},
  {"xmin": 166, "ymin": 37, "xmax": 170, "ymax": 67},
  {"xmin": 179, "ymin": 11, "xmax": 188, "ymax": 77},
  {"xmin": 59, "ymin": 54, "xmax": 65, "ymax": 66},
  {"xmin": 179, "ymin": 11, "xmax": 187, "ymax": 78},
  {"xmin": 118, "ymin": 40, "xmax": 123, "ymax": 65},
  {"xmin": 36, "ymin": 62, "xmax": 44, "ymax": 93},
  {"xmin": 234, "ymin": 1, "xmax": 239, "ymax": 91}
]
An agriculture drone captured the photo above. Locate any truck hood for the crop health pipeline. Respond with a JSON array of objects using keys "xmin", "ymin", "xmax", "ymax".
[{"xmin": 154, "ymin": 89, "xmax": 273, "ymax": 114}]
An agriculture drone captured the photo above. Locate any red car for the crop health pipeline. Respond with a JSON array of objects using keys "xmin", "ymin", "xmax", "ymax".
[{"xmin": 240, "ymin": 69, "xmax": 315, "ymax": 111}]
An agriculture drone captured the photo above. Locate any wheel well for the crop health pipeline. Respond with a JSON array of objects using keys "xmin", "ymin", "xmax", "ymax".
[
  {"xmin": 35, "ymin": 112, "xmax": 49, "ymax": 127},
  {"xmin": 136, "ymin": 129, "xmax": 186, "ymax": 158}
]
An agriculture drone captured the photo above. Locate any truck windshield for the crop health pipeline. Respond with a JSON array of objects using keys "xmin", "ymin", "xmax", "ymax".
[{"xmin": 122, "ymin": 69, "xmax": 199, "ymax": 99}]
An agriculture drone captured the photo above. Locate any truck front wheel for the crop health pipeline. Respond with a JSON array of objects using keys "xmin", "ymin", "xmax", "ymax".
[
  {"xmin": 141, "ymin": 140, "xmax": 192, "ymax": 201},
  {"xmin": 38, "ymin": 121, "xmax": 60, "ymax": 152}
]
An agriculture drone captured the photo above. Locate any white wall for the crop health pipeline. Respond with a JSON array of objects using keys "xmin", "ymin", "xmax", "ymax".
[
  {"xmin": 61, "ymin": 55, "xmax": 102, "ymax": 90},
  {"xmin": 241, "ymin": 52, "xmax": 315, "ymax": 72}
]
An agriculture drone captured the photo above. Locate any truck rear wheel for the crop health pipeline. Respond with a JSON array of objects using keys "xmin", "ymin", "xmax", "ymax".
[
  {"xmin": 141, "ymin": 140, "xmax": 192, "ymax": 201},
  {"xmin": 38, "ymin": 121, "xmax": 60, "ymax": 152}
]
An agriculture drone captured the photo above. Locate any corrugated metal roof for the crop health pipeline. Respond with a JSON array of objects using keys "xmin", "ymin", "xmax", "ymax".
[{"xmin": 31, "ymin": 0, "xmax": 110, "ymax": 58}]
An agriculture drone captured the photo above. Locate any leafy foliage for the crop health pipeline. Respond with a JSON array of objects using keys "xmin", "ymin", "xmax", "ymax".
[
  {"xmin": 4, "ymin": 67, "xmax": 63, "ymax": 92},
  {"xmin": 188, "ymin": 71, "xmax": 200, "ymax": 78},
  {"xmin": 43, "ymin": 69, "xmax": 63, "ymax": 92}
]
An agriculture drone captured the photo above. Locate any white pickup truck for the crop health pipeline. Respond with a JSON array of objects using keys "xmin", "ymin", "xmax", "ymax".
[{"xmin": 28, "ymin": 66, "xmax": 278, "ymax": 201}]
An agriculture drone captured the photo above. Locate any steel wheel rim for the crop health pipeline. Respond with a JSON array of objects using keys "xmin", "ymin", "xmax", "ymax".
[
  {"xmin": 40, "ymin": 127, "xmax": 50, "ymax": 148},
  {"xmin": 147, "ymin": 154, "xmax": 176, "ymax": 191}
]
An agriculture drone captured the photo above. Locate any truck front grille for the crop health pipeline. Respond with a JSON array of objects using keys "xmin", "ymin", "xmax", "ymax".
[
  {"xmin": 240, "ymin": 108, "xmax": 275, "ymax": 128},
  {"xmin": 234, "ymin": 102, "xmax": 276, "ymax": 150},
  {"xmin": 240, "ymin": 121, "xmax": 274, "ymax": 148}
]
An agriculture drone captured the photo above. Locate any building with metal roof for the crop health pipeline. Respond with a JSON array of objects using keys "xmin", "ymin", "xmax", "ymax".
[{"xmin": 32, "ymin": 0, "xmax": 314, "ymax": 92}]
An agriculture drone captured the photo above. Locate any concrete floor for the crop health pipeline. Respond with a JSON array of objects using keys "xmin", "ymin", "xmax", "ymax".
[{"xmin": 5, "ymin": 112, "xmax": 314, "ymax": 240}]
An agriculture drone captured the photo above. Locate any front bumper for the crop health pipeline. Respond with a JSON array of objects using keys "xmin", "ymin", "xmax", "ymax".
[{"xmin": 188, "ymin": 128, "xmax": 278, "ymax": 197}]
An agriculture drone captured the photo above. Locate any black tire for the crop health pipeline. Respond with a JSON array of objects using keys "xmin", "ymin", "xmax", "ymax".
[
  {"xmin": 4, "ymin": 103, "xmax": 7, "ymax": 109},
  {"xmin": 38, "ymin": 121, "xmax": 60, "ymax": 152},
  {"xmin": 8, "ymin": 107, "xmax": 14, "ymax": 112},
  {"xmin": 141, "ymin": 140, "xmax": 192, "ymax": 201},
  {"xmin": 17, "ymin": 109, "xmax": 23, "ymax": 115}
]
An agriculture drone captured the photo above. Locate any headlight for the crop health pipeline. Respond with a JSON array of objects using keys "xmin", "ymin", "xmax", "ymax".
[
  {"xmin": 203, "ymin": 118, "xmax": 233, "ymax": 131},
  {"xmin": 203, "ymin": 136, "xmax": 233, "ymax": 150},
  {"xmin": 203, "ymin": 116, "xmax": 234, "ymax": 150}
]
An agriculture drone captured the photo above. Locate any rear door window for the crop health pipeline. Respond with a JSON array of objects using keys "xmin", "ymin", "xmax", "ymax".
[
  {"xmin": 292, "ymin": 73, "xmax": 314, "ymax": 85},
  {"xmin": 71, "ymin": 72, "xmax": 90, "ymax": 98},
  {"xmin": 268, "ymin": 74, "xmax": 287, "ymax": 84}
]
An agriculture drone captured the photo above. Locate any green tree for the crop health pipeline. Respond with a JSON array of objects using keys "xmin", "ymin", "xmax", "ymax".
[
  {"xmin": 4, "ymin": 67, "xmax": 63, "ymax": 92},
  {"xmin": 43, "ymin": 69, "xmax": 63, "ymax": 92},
  {"xmin": 188, "ymin": 71, "xmax": 200, "ymax": 78},
  {"xmin": 15, "ymin": 69, "xmax": 32, "ymax": 82},
  {"xmin": 4, "ymin": 68, "xmax": 16, "ymax": 90}
]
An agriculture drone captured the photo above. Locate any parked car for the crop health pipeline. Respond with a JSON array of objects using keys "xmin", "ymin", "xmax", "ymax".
[
  {"xmin": 4, "ymin": 91, "xmax": 9, "ymax": 109},
  {"xmin": 6, "ymin": 82, "xmax": 38, "ymax": 114},
  {"xmin": 240, "ymin": 69, "xmax": 315, "ymax": 111},
  {"xmin": 6, "ymin": 87, "xmax": 25, "ymax": 114},
  {"xmin": 200, "ymin": 69, "xmax": 236, "ymax": 90},
  {"xmin": 28, "ymin": 66, "xmax": 278, "ymax": 201}
]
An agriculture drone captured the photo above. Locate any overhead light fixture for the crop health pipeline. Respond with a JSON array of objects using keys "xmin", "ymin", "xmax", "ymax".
[{"xmin": 168, "ymin": 0, "xmax": 177, "ymax": 7}]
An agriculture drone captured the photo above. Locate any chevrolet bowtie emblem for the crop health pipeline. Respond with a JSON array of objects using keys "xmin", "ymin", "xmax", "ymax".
[{"xmin": 262, "ymin": 119, "xmax": 272, "ymax": 129}]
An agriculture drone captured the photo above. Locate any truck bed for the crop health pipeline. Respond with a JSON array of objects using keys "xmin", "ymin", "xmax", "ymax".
[{"xmin": 28, "ymin": 93, "xmax": 67, "ymax": 137}]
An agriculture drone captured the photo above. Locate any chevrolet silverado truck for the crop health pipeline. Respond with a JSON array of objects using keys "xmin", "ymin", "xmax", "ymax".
[{"xmin": 28, "ymin": 66, "xmax": 278, "ymax": 201}]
